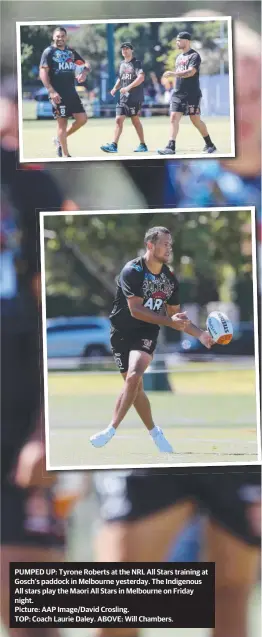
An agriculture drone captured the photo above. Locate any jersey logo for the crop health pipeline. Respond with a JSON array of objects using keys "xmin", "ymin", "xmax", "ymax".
[
  {"xmin": 144, "ymin": 297, "xmax": 163, "ymax": 311},
  {"xmin": 141, "ymin": 339, "xmax": 153, "ymax": 350},
  {"xmin": 52, "ymin": 49, "xmax": 74, "ymax": 63}
]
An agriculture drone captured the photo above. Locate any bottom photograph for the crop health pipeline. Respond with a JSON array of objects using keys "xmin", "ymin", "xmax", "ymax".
[
  {"xmin": 1, "ymin": 465, "xmax": 261, "ymax": 636},
  {"xmin": 40, "ymin": 207, "xmax": 259, "ymax": 470}
]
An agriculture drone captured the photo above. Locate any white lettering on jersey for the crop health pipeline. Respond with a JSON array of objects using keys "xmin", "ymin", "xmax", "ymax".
[
  {"xmin": 144, "ymin": 298, "xmax": 163, "ymax": 311},
  {"xmin": 58, "ymin": 61, "xmax": 75, "ymax": 71}
]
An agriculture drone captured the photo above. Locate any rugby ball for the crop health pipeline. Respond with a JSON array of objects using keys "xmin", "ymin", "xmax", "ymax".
[
  {"xmin": 74, "ymin": 60, "xmax": 85, "ymax": 77},
  {"xmin": 206, "ymin": 311, "xmax": 233, "ymax": 345}
]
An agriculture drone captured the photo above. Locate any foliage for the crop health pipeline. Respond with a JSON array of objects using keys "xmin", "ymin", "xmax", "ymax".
[
  {"xmin": 21, "ymin": 20, "xmax": 228, "ymax": 84},
  {"xmin": 44, "ymin": 211, "xmax": 252, "ymax": 315}
]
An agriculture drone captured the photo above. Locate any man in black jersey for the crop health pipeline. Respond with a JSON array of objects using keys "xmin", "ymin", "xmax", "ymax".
[
  {"xmin": 94, "ymin": 465, "xmax": 261, "ymax": 637},
  {"xmin": 0, "ymin": 78, "xmax": 69, "ymax": 635},
  {"xmin": 90, "ymin": 226, "xmax": 213, "ymax": 452},
  {"xmin": 39, "ymin": 26, "xmax": 90, "ymax": 158},
  {"xmin": 158, "ymin": 32, "xmax": 216, "ymax": 155},
  {"xmin": 101, "ymin": 42, "xmax": 148, "ymax": 154}
]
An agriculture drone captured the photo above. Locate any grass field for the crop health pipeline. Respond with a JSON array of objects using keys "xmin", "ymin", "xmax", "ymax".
[
  {"xmin": 21, "ymin": 101, "xmax": 232, "ymax": 159},
  {"xmin": 47, "ymin": 364, "xmax": 259, "ymax": 468}
]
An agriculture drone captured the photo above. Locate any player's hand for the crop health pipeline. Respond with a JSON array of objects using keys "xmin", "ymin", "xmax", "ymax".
[
  {"xmin": 49, "ymin": 90, "xmax": 61, "ymax": 104},
  {"xmin": 163, "ymin": 71, "xmax": 174, "ymax": 79},
  {"xmin": 110, "ymin": 88, "xmax": 117, "ymax": 96},
  {"xmin": 199, "ymin": 330, "xmax": 214, "ymax": 349},
  {"xmin": 120, "ymin": 86, "xmax": 129, "ymax": 94},
  {"xmin": 171, "ymin": 312, "xmax": 191, "ymax": 331}
]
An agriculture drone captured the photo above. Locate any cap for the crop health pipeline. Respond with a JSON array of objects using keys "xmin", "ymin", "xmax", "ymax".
[
  {"xmin": 177, "ymin": 31, "xmax": 191, "ymax": 40},
  {"xmin": 120, "ymin": 42, "xmax": 133, "ymax": 50}
]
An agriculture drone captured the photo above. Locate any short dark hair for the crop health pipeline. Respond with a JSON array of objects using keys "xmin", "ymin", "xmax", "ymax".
[
  {"xmin": 144, "ymin": 226, "xmax": 171, "ymax": 245},
  {"xmin": 53, "ymin": 26, "xmax": 67, "ymax": 36}
]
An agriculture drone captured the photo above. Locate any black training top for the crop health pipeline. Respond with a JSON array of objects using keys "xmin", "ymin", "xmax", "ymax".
[
  {"xmin": 40, "ymin": 45, "xmax": 85, "ymax": 95},
  {"xmin": 109, "ymin": 256, "xmax": 179, "ymax": 337},
  {"xmin": 118, "ymin": 57, "xmax": 144, "ymax": 105},
  {"xmin": 174, "ymin": 48, "xmax": 202, "ymax": 99}
]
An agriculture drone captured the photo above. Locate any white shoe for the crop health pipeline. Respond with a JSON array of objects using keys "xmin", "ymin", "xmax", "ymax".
[
  {"xmin": 151, "ymin": 427, "xmax": 174, "ymax": 453},
  {"xmin": 90, "ymin": 426, "xmax": 115, "ymax": 448}
]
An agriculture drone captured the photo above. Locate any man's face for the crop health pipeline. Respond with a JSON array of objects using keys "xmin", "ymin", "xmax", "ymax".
[
  {"xmin": 122, "ymin": 46, "xmax": 132, "ymax": 59},
  {"xmin": 149, "ymin": 233, "xmax": 173, "ymax": 264},
  {"xmin": 53, "ymin": 30, "xmax": 67, "ymax": 49},
  {"xmin": 176, "ymin": 38, "xmax": 188, "ymax": 50}
]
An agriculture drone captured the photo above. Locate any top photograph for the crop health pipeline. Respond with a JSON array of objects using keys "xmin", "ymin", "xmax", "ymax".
[{"xmin": 16, "ymin": 16, "xmax": 235, "ymax": 162}]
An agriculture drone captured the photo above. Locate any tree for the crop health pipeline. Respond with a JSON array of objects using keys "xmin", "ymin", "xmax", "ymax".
[{"xmin": 44, "ymin": 210, "xmax": 252, "ymax": 317}]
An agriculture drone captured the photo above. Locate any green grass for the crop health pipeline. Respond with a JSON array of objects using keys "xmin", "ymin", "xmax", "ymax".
[
  {"xmin": 21, "ymin": 100, "xmax": 232, "ymax": 159},
  {"xmin": 47, "ymin": 366, "xmax": 258, "ymax": 468}
]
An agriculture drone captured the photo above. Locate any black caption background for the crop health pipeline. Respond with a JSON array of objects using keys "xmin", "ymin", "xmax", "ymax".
[{"xmin": 10, "ymin": 562, "xmax": 215, "ymax": 628}]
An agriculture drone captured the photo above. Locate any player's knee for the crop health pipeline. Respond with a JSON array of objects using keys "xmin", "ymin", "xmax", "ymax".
[
  {"xmin": 80, "ymin": 112, "xmax": 88, "ymax": 124},
  {"xmin": 126, "ymin": 370, "xmax": 142, "ymax": 390},
  {"xmin": 116, "ymin": 116, "xmax": 123, "ymax": 127}
]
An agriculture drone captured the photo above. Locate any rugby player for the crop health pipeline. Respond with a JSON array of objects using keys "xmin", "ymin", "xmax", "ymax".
[
  {"xmin": 90, "ymin": 226, "xmax": 213, "ymax": 453},
  {"xmin": 94, "ymin": 465, "xmax": 261, "ymax": 637},
  {"xmin": 158, "ymin": 31, "xmax": 216, "ymax": 155},
  {"xmin": 101, "ymin": 42, "xmax": 148, "ymax": 154},
  {"xmin": 0, "ymin": 78, "xmax": 70, "ymax": 636},
  {"xmin": 39, "ymin": 26, "xmax": 90, "ymax": 158}
]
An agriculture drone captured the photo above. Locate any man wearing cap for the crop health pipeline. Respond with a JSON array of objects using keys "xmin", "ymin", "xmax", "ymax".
[
  {"xmin": 158, "ymin": 31, "xmax": 216, "ymax": 155},
  {"xmin": 101, "ymin": 42, "xmax": 148, "ymax": 153}
]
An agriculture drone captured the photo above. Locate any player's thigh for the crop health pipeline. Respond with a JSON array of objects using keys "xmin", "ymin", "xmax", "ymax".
[
  {"xmin": 204, "ymin": 520, "xmax": 260, "ymax": 589},
  {"xmin": 1, "ymin": 545, "xmax": 64, "ymax": 636},
  {"xmin": 72, "ymin": 111, "xmax": 88, "ymax": 124},
  {"xmin": 95, "ymin": 501, "xmax": 195, "ymax": 562},
  {"xmin": 127, "ymin": 350, "xmax": 152, "ymax": 377}
]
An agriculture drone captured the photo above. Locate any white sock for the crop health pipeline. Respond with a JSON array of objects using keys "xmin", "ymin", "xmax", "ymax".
[
  {"xmin": 105, "ymin": 425, "xmax": 116, "ymax": 435},
  {"xmin": 149, "ymin": 426, "xmax": 158, "ymax": 438}
]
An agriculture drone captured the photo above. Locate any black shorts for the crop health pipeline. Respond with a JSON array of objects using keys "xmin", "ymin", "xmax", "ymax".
[
  {"xmin": 116, "ymin": 102, "xmax": 141, "ymax": 117},
  {"xmin": 170, "ymin": 94, "xmax": 201, "ymax": 115},
  {"xmin": 1, "ymin": 482, "xmax": 65, "ymax": 548},
  {"xmin": 94, "ymin": 466, "xmax": 261, "ymax": 547},
  {"xmin": 52, "ymin": 91, "xmax": 85, "ymax": 119},
  {"xmin": 110, "ymin": 328, "xmax": 158, "ymax": 373}
]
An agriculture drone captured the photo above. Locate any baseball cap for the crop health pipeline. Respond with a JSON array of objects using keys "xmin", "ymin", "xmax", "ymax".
[
  {"xmin": 120, "ymin": 42, "xmax": 133, "ymax": 50},
  {"xmin": 177, "ymin": 31, "xmax": 191, "ymax": 40}
]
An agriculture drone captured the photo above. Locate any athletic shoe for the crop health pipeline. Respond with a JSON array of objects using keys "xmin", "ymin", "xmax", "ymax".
[
  {"xmin": 53, "ymin": 137, "xmax": 62, "ymax": 158},
  {"xmin": 134, "ymin": 143, "xmax": 148, "ymax": 152},
  {"xmin": 157, "ymin": 146, "xmax": 176, "ymax": 155},
  {"xmin": 203, "ymin": 143, "xmax": 217, "ymax": 154},
  {"xmin": 90, "ymin": 426, "xmax": 116, "ymax": 448},
  {"xmin": 100, "ymin": 143, "xmax": 118, "ymax": 153},
  {"xmin": 151, "ymin": 427, "xmax": 174, "ymax": 453}
]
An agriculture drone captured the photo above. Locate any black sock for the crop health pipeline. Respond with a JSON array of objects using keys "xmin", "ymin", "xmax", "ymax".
[
  {"xmin": 112, "ymin": 142, "xmax": 117, "ymax": 148},
  {"xmin": 204, "ymin": 134, "xmax": 213, "ymax": 147},
  {"xmin": 168, "ymin": 139, "xmax": 176, "ymax": 150}
]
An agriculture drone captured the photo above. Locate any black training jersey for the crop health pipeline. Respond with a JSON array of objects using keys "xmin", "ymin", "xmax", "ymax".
[
  {"xmin": 109, "ymin": 256, "xmax": 179, "ymax": 336},
  {"xmin": 40, "ymin": 45, "xmax": 85, "ymax": 95},
  {"xmin": 118, "ymin": 57, "xmax": 144, "ymax": 105},
  {"xmin": 174, "ymin": 48, "xmax": 201, "ymax": 99}
]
